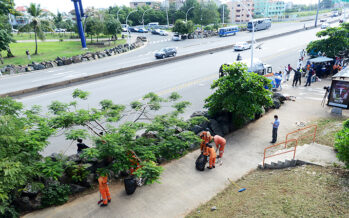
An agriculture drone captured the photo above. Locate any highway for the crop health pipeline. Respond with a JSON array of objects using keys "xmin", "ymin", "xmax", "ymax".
[
  {"xmin": 0, "ymin": 15, "xmax": 336, "ymax": 96},
  {"xmin": 16, "ymin": 24, "xmax": 328, "ymax": 156}
]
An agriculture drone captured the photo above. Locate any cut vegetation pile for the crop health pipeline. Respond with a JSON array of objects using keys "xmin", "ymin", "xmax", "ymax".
[{"xmin": 187, "ymin": 165, "xmax": 349, "ymax": 217}]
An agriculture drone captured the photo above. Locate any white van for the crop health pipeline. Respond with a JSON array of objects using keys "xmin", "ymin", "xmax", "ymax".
[{"xmin": 148, "ymin": 22, "xmax": 159, "ymax": 28}]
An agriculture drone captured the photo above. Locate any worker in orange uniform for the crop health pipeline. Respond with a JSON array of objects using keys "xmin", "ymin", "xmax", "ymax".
[
  {"xmin": 213, "ymin": 135, "xmax": 226, "ymax": 159},
  {"xmin": 200, "ymin": 131, "xmax": 213, "ymax": 154},
  {"xmin": 98, "ymin": 173, "xmax": 111, "ymax": 207},
  {"xmin": 206, "ymin": 144, "xmax": 216, "ymax": 169}
]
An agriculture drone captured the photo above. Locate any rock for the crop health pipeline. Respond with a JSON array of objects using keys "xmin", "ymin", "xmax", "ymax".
[
  {"xmin": 211, "ymin": 206, "xmax": 217, "ymax": 211},
  {"xmin": 189, "ymin": 143, "xmax": 200, "ymax": 150},
  {"xmin": 141, "ymin": 131, "xmax": 158, "ymax": 139},
  {"xmin": 45, "ymin": 62, "xmax": 54, "ymax": 68},
  {"xmin": 14, "ymin": 66, "xmax": 26, "ymax": 73},
  {"xmin": 191, "ymin": 125, "xmax": 204, "ymax": 134},
  {"xmin": 272, "ymin": 98, "xmax": 281, "ymax": 109},
  {"xmin": 190, "ymin": 111, "xmax": 209, "ymax": 118},
  {"xmin": 84, "ymin": 173, "xmax": 95, "ymax": 187},
  {"xmin": 50, "ymin": 153, "xmax": 65, "ymax": 161},
  {"xmin": 82, "ymin": 57, "xmax": 89, "ymax": 62},
  {"xmin": 56, "ymin": 60, "xmax": 64, "ymax": 66},
  {"xmin": 56, "ymin": 56, "xmax": 62, "ymax": 61},
  {"xmin": 4, "ymin": 66, "xmax": 15, "ymax": 74},
  {"xmin": 67, "ymin": 154, "xmax": 81, "ymax": 163},
  {"xmin": 72, "ymin": 55, "xmax": 82, "ymax": 63},
  {"xmin": 70, "ymin": 184, "xmax": 87, "ymax": 194},
  {"xmin": 33, "ymin": 64, "xmax": 45, "ymax": 71},
  {"xmin": 219, "ymin": 122, "xmax": 230, "ymax": 135},
  {"xmin": 26, "ymin": 66, "xmax": 34, "ymax": 72},
  {"xmin": 63, "ymin": 58, "xmax": 72, "ymax": 65},
  {"xmin": 14, "ymin": 195, "xmax": 42, "ymax": 212},
  {"xmin": 209, "ymin": 119, "xmax": 224, "ymax": 136},
  {"xmin": 22, "ymin": 183, "xmax": 41, "ymax": 198}
]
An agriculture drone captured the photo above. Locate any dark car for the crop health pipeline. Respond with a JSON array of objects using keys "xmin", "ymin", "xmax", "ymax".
[
  {"xmin": 155, "ymin": 48, "xmax": 177, "ymax": 59},
  {"xmin": 151, "ymin": 29, "xmax": 161, "ymax": 35},
  {"xmin": 128, "ymin": 27, "xmax": 139, "ymax": 32},
  {"xmin": 138, "ymin": 28, "xmax": 148, "ymax": 33}
]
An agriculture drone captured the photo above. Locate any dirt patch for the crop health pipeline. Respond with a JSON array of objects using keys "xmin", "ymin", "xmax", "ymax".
[{"xmin": 186, "ymin": 165, "xmax": 349, "ymax": 218}]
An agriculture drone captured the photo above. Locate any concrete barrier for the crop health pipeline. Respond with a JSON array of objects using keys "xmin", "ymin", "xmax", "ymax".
[{"xmin": 1, "ymin": 20, "xmax": 339, "ymax": 98}]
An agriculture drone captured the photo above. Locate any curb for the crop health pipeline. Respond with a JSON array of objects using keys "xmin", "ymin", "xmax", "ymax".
[{"xmin": 1, "ymin": 20, "xmax": 338, "ymax": 98}]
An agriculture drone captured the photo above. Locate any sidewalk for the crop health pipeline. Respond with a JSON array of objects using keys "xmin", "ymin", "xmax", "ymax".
[{"xmin": 23, "ymin": 79, "xmax": 347, "ymax": 218}]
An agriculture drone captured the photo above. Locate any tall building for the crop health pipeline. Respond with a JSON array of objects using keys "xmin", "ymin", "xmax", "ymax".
[
  {"xmin": 129, "ymin": 0, "xmax": 162, "ymax": 9},
  {"xmin": 169, "ymin": 0, "xmax": 185, "ymax": 9},
  {"xmin": 254, "ymin": 0, "xmax": 286, "ymax": 19},
  {"xmin": 226, "ymin": 0, "xmax": 254, "ymax": 23}
]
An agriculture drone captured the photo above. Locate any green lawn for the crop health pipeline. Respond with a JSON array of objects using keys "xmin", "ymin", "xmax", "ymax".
[
  {"xmin": 1, "ymin": 39, "xmax": 126, "ymax": 67},
  {"xmin": 13, "ymin": 32, "xmax": 123, "ymax": 41},
  {"xmin": 286, "ymin": 9, "xmax": 332, "ymax": 18}
]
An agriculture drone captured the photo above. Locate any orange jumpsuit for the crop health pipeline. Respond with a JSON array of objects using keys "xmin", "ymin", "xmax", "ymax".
[
  {"xmin": 98, "ymin": 176, "xmax": 111, "ymax": 205},
  {"xmin": 207, "ymin": 146, "xmax": 216, "ymax": 168},
  {"xmin": 200, "ymin": 131, "xmax": 212, "ymax": 154},
  {"xmin": 214, "ymin": 135, "xmax": 226, "ymax": 158}
]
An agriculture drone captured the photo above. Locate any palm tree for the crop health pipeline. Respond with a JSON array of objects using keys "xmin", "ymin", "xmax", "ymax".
[{"xmin": 20, "ymin": 3, "xmax": 45, "ymax": 55}]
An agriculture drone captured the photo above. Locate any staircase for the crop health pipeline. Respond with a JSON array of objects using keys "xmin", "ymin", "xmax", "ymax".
[{"xmin": 258, "ymin": 143, "xmax": 341, "ymax": 169}]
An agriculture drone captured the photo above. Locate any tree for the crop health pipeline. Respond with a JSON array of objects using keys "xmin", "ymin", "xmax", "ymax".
[
  {"xmin": 173, "ymin": 19, "xmax": 187, "ymax": 34},
  {"xmin": 218, "ymin": 4, "xmax": 230, "ymax": 23},
  {"xmin": 20, "ymin": 3, "xmax": 51, "ymax": 55},
  {"xmin": 204, "ymin": 63, "xmax": 273, "ymax": 127},
  {"xmin": 104, "ymin": 14, "xmax": 122, "ymax": 40},
  {"xmin": 85, "ymin": 16, "xmax": 104, "ymax": 42},
  {"xmin": 0, "ymin": 29, "xmax": 13, "ymax": 62},
  {"xmin": 193, "ymin": 1, "xmax": 219, "ymax": 26},
  {"xmin": 179, "ymin": 0, "xmax": 199, "ymax": 21},
  {"xmin": 306, "ymin": 23, "xmax": 349, "ymax": 58},
  {"xmin": 334, "ymin": 119, "xmax": 349, "ymax": 168}
]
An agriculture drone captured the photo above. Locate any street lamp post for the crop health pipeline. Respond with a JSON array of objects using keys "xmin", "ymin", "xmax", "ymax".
[
  {"xmin": 142, "ymin": 8, "xmax": 152, "ymax": 29},
  {"xmin": 315, "ymin": 0, "xmax": 320, "ymax": 27},
  {"xmin": 186, "ymin": 7, "xmax": 194, "ymax": 22},
  {"xmin": 116, "ymin": 8, "xmax": 122, "ymax": 21},
  {"xmin": 236, "ymin": 1, "xmax": 254, "ymax": 69},
  {"xmin": 222, "ymin": 5, "xmax": 225, "ymax": 25},
  {"xmin": 126, "ymin": 10, "xmax": 138, "ymax": 50}
]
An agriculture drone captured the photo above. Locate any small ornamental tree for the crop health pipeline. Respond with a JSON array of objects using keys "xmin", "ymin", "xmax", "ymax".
[
  {"xmin": 334, "ymin": 119, "xmax": 349, "ymax": 168},
  {"xmin": 204, "ymin": 63, "xmax": 273, "ymax": 127}
]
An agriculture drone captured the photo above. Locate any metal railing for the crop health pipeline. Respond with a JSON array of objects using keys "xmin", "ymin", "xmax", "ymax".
[
  {"xmin": 262, "ymin": 125, "xmax": 318, "ymax": 167},
  {"xmin": 285, "ymin": 124, "xmax": 317, "ymax": 148}
]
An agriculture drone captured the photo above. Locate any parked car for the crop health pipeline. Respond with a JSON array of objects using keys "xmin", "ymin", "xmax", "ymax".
[
  {"xmin": 172, "ymin": 34, "xmax": 181, "ymax": 41},
  {"xmin": 320, "ymin": 18, "xmax": 327, "ymax": 23},
  {"xmin": 12, "ymin": 29, "xmax": 18, "ymax": 33},
  {"xmin": 234, "ymin": 42, "xmax": 251, "ymax": 51},
  {"xmin": 159, "ymin": 30, "xmax": 168, "ymax": 36},
  {"xmin": 155, "ymin": 47, "xmax": 177, "ymax": 59},
  {"xmin": 151, "ymin": 29, "xmax": 161, "ymax": 35},
  {"xmin": 321, "ymin": 22, "xmax": 330, "ymax": 29},
  {"xmin": 138, "ymin": 28, "xmax": 148, "ymax": 33},
  {"xmin": 339, "ymin": 19, "xmax": 344, "ymax": 23}
]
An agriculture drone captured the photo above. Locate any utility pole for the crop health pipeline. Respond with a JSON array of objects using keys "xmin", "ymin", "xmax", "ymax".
[
  {"xmin": 165, "ymin": 0, "xmax": 169, "ymax": 27},
  {"xmin": 315, "ymin": 0, "xmax": 320, "ymax": 27},
  {"xmin": 222, "ymin": 4, "xmax": 225, "ymax": 25}
]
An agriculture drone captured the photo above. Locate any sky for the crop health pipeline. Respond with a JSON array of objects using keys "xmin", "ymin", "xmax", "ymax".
[{"xmin": 14, "ymin": 0, "xmax": 320, "ymax": 14}]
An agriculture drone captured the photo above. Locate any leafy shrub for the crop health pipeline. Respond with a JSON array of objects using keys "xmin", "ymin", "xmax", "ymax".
[
  {"xmin": 65, "ymin": 163, "xmax": 89, "ymax": 183},
  {"xmin": 41, "ymin": 182, "xmax": 71, "ymax": 207},
  {"xmin": 133, "ymin": 161, "xmax": 163, "ymax": 185},
  {"xmin": 334, "ymin": 119, "xmax": 349, "ymax": 168},
  {"xmin": 204, "ymin": 63, "xmax": 273, "ymax": 127},
  {"xmin": 35, "ymin": 157, "xmax": 64, "ymax": 181}
]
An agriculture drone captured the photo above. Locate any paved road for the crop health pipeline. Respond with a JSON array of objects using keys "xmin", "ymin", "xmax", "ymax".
[
  {"xmin": 16, "ymin": 25, "xmax": 326, "ymax": 156},
  {"xmin": 0, "ymin": 16, "xmax": 338, "ymax": 95}
]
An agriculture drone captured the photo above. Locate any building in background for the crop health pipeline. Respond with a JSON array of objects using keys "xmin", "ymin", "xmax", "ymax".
[
  {"xmin": 285, "ymin": 1, "xmax": 293, "ymax": 10},
  {"xmin": 254, "ymin": 0, "xmax": 285, "ymax": 19},
  {"xmin": 168, "ymin": 0, "xmax": 185, "ymax": 9},
  {"xmin": 226, "ymin": 0, "xmax": 254, "ymax": 23},
  {"xmin": 130, "ymin": 0, "xmax": 162, "ymax": 9}
]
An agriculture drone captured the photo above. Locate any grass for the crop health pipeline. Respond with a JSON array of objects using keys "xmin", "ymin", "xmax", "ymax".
[
  {"xmin": 12, "ymin": 32, "xmax": 123, "ymax": 41},
  {"xmin": 187, "ymin": 165, "xmax": 349, "ymax": 218},
  {"xmin": 285, "ymin": 9, "xmax": 332, "ymax": 18},
  {"xmin": 0, "ymin": 39, "xmax": 126, "ymax": 67},
  {"xmin": 294, "ymin": 117, "xmax": 347, "ymax": 147}
]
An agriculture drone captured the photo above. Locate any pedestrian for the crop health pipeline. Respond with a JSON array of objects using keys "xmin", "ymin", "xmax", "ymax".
[
  {"xmin": 305, "ymin": 69, "xmax": 313, "ymax": 86},
  {"xmin": 206, "ymin": 144, "xmax": 216, "ymax": 169},
  {"xmin": 213, "ymin": 135, "xmax": 226, "ymax": 159},
  {"xmin": 76, "ymin": 138, "xmax": 89, "ymax": 154},
  {"xmin": 287, "ymin": 64, "xmax": 292, "ymax": 81},
  {"xmin": 236, "ymin": 53, "xmax": 242, "ymax": 61},
  {"xmin": 0, "ymin": 53, "xmax": 3, "ymax": 65},
  {"xmin": 98, "ymin": 171, "xmax": 111, "ymax": 207},
  {"xmin": 270, "ymin": 115, "xmax": 280, "ymax": 144},
  {"xmin": 292, "ymin": 68, "xmax": 301, "ymax": 86},
  {"xmin": 283, "ymin": 66, "xmax": 288, "ymax": 82},
  {"xmin": 26, "ymin": 50, "xmax": 31, "ymax": 60},
  {"xmin": 200, "ymin": 131, "xmax": 212, "ymax": 154}
]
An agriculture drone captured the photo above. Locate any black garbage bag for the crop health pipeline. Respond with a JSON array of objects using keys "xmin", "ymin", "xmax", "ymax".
[
  {"xmin": 195, "ymin": 153, "xmax": 208, "ymax": 171},
  {"xmin": 124, "ymin": 176, "xmax": 137, "ymax": 195}
]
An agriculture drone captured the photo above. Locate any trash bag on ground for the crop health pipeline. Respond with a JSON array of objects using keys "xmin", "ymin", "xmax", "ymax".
[
  {"xmin": 124, "ymin": 175, "xmax": 137, "ymax": 195},
  {"xmin": 195, "ymin": 153, "xmax": 208, "ymax": 171}
]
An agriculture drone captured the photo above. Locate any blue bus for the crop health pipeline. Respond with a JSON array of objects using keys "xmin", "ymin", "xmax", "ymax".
[
  {"xmin": 218, "ymin": 26, "xmax": 239, "ymax": 37},
  {"xmin": 247, "ymin": 18, "xmax": 271, "ymax": 32}
]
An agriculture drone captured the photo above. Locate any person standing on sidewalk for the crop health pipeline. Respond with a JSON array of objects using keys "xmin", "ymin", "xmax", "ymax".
[
  {"xmin": 206, "ymin": 144, "xmax": 216, "ymax": 169},
  {"xmin": 305, "ymin": 69, "xmax": 313, "ymax": 87},
  {"xmin": 270, "ymin": 115, "xmax": 280, "ymax": 144},
  {"xmin": 213, "ymin": 135, "xmax": 226, "ymax": 159},
  {"xmin": 98, "ymin": 172, "xmax": 111, "ymax": 207}
]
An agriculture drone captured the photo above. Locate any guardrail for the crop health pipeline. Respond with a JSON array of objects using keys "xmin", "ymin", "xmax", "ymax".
[{"xmin": 262, "ymin": 124, "xmax": 318, "ymax": 167}]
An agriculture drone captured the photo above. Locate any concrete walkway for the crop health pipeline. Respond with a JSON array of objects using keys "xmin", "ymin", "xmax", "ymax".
[{"xmin": 23, "ymin": 79, "xmax": 347, "ymax": 218}]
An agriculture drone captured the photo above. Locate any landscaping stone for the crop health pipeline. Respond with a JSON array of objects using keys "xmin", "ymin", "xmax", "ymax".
[
  {"xmin": 72, "ymin": 55, "xmax": 82, "ymax": 63},
  {"xmin": 14, "ymin": 195, "xmax": 42, "ymax": 212},
  {"xmin": 33, "ymin": 64, "xmax": 45, "ymax": 71},
  {"xmin": 56, "ymin": 60, "xmax": 64, "ymax": 66},
  {"xmin": 26, "ymin": 66, "xmax": 34, "ymax": 72},
  {"xmin": 67, "ymin": 154, "xmax": 81, "ymax": 163},
  {"xmin": 63, "ymin": 58, "xmax": 72, "ymax": 65},
  {"xmin": 4, "ymin": 66, "xmax": 15, "ymax": 74},
  {"xmin": 209, "ymin": 119, "xmax": 224, "ymax": 136},
  {"xmin": 191, "ymin": 125, "xmax": 204, "ymax": 134},
  {"xmin": 190, "ymin": 111, "xmax": 209, "ymax": 118},
  {"xmin": 70, "ymin": 184, "xmax": 87, "ymax": 194},
  {"xmin": 22, "ymin": 183, "xmax": 41, "ymax": 198}
]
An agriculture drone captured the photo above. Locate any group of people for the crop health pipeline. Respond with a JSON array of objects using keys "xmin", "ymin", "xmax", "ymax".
[{"xmin": 199, "ymin": 131, "xmax": 226, "ymax": 169}]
